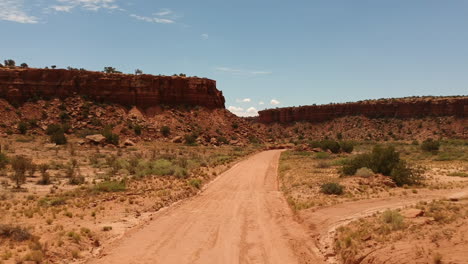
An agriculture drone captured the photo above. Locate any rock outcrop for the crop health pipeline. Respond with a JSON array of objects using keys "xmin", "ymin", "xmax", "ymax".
[
  {"xmin": 0, "ymin": 68, "xmax": 225, "ymax": 110},
  {"xmin": 258, "ymin": 97, "xmax": 467, "ymax": 124}
]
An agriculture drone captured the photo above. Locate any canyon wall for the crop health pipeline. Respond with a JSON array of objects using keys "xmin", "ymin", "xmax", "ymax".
[
  {"xmin": 0, "ymin": 68, "xmax": 225, "ymax": 110},
  {"xmin": 258, "ymin": 97, "xmax": 467, "ymax": 124}
]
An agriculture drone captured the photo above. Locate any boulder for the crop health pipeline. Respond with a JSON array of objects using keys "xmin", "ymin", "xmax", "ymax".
[
  {"xmin": 86, "ymin": 134, "xmax": 106, "ymax": 144},
  {"xmin": 401, "ymin": 209, "xmax": 425, "ymax": 218},
  {"xmin": 172, "ymin": 136, "xmax": 183, "ymax": 143},
  {"xmin": 123, "ymin": 139, "xmax": 136, "ymax": 146}
]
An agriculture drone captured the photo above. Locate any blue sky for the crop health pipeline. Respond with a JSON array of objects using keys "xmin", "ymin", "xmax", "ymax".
[{"xmin": 1, "ymin": 0, "xmax": 468, "ymax": 116}]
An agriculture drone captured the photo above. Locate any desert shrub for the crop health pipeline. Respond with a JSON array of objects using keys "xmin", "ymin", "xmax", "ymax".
[
  {"xmin": 133, "ymin": 124, "xmax": 142, "ymax": 135},
  {"xmin": 151, "ymin": 159, "xmax": 175, "ymax": 176},
  {"xmin": 216, "ymin": 136, "xmax": 228, "ymax": 144},
  {"xmin": 18, "ymin": 121, "xmax": 28, "ymax": 134},
  {"xmin": 188, "ymin": 179, "xmax": 202, "ymax": 189},
  {"xmin": 342, "ymin": 145, "xmax": 421, "ymax": 186},
  {"xmin": 320, "ymin": 182, "xmax": 344, "ymax": 195},
  {"xmin": 93, "ymin": 180, "xmax": 126, "ymax": 192},
  {"xmin": 38, "ymin": 197, "xmax": 66, "ymax": 207},
  {"xmin": 175, "ymin": 167, "xmax": 188, "ymax": 179},
  {"xmin": 355, "ymin": 167, "xmax": 373, "ymax": 178},
  {"xmin": 232, "ymin": 123, "xmax": 239, "ymax": 129},
  {"xmin": 342, "ymin": 153, "xmax": 372, "ymax": 176},
  {"xmin": 320, "ymin": 140, "xmax": 341, "ymax": 153},
  {"xmin": 11, "ymin": 156, "xmax": 33, "ymax": 188},
  {"xmin": 368, "ymin": 145, "xmax": 400, "ymax": 176},
  {"xmin": 0, "ymin": 152, "xmax": 8, "ymax": 169},
  {"xmin": 184, "ymin": 134, "xmax": 197, "ymax": 146},
  {"xmin": 339, "ymin": 141, "xmax": 354, "ymax": 153},
  {"xmin": 381, "ymin": 210, "xmax": 404, "ymax": 230},
  {"xmin": 46, "ymin": 124, "xmax": 63, "ymax": 135},
  {"xmin": 0, "ymin": 225, "xmax": 31, "ymax": 241},
  {"xmin": 315, "ymin": 152, "xmax": 330, "ymax": 159},
  {"xmin": 421, "ymin": 138, "xmax": 440, "ymax": 153},
  {"xmin": 161, "ymin": 126, "xmax": 171, "ymax": 137},
  {"xmin": 390, "ymin": 160, "xmax": 422, "ymax": 186},
  {"xmin": 102, "ymin": 127, "xmax": 119, "ymax": 145},
  {"xmin": 69, "ymin": 175, "xmax": 85, "ymax": 185},
  {"xmin": 50, "ymin": 130, "xmax": 67, "ymax": 145}
]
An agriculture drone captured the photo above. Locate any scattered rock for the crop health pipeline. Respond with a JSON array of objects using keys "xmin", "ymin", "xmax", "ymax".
[
  {"xmin": 401, "ymin": 209, "xmax": 425, "ymax": 218},
  {"xmin": 172, "ymin": 136, "xmax": 183, "ymax": 143},
  {"xmin": 123, "ymin": 139, "xmax": 136, "ymax": 146},
  {"xmin": 86, "ymin": 134, "xmax": 106, "ymax": 144}
]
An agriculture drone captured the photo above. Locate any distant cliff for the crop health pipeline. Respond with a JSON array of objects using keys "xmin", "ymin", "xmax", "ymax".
[
  {"xmin": 258, "ymin": 97, "xmax": 467, "ymax": 124},
  {"xmin": 0, "ymin": 68, "xmax": 225, "ymax": 110}
]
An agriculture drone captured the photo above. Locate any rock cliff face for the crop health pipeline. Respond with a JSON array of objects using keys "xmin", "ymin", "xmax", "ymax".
[
  {"xmin": 0, "ymin": 68, "xmax": 225, "ymax": 110},
  {"xmin": 258, "ymin": 97, "xmax": 467, "ymax": 124}
]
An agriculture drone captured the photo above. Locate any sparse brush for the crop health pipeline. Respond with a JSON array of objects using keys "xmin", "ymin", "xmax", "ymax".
[
  {"xmin": 355, "ymin": 167, "xmax": 373, "ymax": 178},
  {"xmin": 320, "ymin": 182, "xmax": 344, "ymax": 195}
]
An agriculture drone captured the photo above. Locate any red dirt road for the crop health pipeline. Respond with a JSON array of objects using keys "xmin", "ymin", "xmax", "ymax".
[{"xmin": 88, "ymin": 150, "xmax": 321, "ymax": 264}]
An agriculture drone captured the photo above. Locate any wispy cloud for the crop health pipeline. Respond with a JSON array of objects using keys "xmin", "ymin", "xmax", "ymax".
[
  {"xmin": 215, "ymin": 67, "xmax": 272, "ymax": 76},
  {"xmin": 270, "ymin": 99, "xmax": 280, "ymax": 105},
  {"xmin": 0, "ymin": 0, "xmax": 38, "ymax": 24},
  {"xmin": 51, "ymin": 0, "xmax": 120, "ymax": 12},
  {"xmin": 236, "ymin": 98, "xmax": 251, "ymax": 103},
  {"xmin": 227, "ymin": 106, "xmax": 258, "ymax": 117},
  {"xmin": 131, "ymin": 8, "xmax": 180, "ymax": 24},
  {"xmin": 154, "ymin": 8, "xmax": 172, "ymax": 16},
  {"xmin": 258, "ymin": 101, "xmax": 265, "ymax": 105},
  {"xmin": 130, "ymin": 14, "xmax": 174, "ymax": 24},
  {"xmin": 201, "ymin": 33, "xmax": 209, "ymax": 40}
]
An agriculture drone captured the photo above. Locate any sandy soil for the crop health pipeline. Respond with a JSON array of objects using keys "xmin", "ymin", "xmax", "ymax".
[{"xmin": 87, "ymin": 150, "xmax": 321, "ymax": 264}]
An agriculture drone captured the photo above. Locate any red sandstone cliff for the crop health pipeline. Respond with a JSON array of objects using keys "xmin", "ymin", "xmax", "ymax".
[
  {"xmin": 0, "ymin": 68, "xmax": 225, "ymax": 110},
  {"xmin": 258, "ymin": 97, "xmax": 467, "ymax": 124}
]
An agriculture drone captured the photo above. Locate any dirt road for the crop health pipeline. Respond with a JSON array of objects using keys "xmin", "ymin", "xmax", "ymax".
[{"xmin": 88, "ymin": 150, "xmax": 321, "ymax": 264}]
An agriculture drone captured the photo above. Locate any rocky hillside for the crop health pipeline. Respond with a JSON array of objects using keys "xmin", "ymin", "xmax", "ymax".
[
  {"xmin": 0, "ymin": 68, "xmax": 225, "ymax": 111},
  {"xmin": 258, "ymin": 96, "xmax": 467, "ymax": 124}
]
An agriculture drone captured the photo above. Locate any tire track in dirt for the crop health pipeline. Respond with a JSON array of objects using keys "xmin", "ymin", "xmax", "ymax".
[{"xmin": 87, "ymin": 150, "xmax": 321, "ymax": 264}]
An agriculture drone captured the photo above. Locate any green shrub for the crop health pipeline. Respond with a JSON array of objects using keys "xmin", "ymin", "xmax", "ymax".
[
  {"xmin": 184, "ymin": 134, "xmax": 197, "ymax": 146},
  {"xmin": 133, "ymin": 125, "xmax": 142, "ymax": 136},
  {"xmin": 339, "ymin": 141, "xmax": 354, "ymax": 153},
  {"xmin": 342, "ymin": 145, "xmax": 421, "ymax": 186},
  {"xmin": 320, "ymin": 182, "xmax": 344, "ymax": 195},
  {"xmin": 102, "ymin": 127, "xmax": 119, "ymax": 145},
  {"xmin": 46, "ymin": 124, "xmax": 63, "ymax": 135},
  {"xmin": 355, "ymin": 167, "xmax": 373, "ymax": 178},
  {"xmin": 188, "ymin": 179, "xmax": 202, "ymax": 189},
  {"xmin": 0, "ymin": 225, "xmax": 31, "ymax": 241},
  {"xmin": 151, "ymin": 159, "xmax": 175, "ymax": 176},
  {"xmin": 390, "ymin": 160, "xmax": 422, "ymax": 186},
  {"xmin": 93, "ymin": 181, "xmax": 126, "ymax": 192},
  {"xmin": 320, "ymin": 140, "xmax": 341, "ymax": 153},
  {"xmin": 18, "ymin": 122, "xmax": 28, "ymax": 134},
  {"xmin": 0, "ymin": 153, "xmax": 8, "ymax": 169},
  {"xmin": 381, "ymin": 210, "xmax": 404, "ymax": 230},
  {"xmin": 314, "ymin": 152, "xmax": 330, "ymax": 159},
  {"xmin": 421, "ymin": 138, "xmax": 440, "ymax": 153},
  {"xmin": 161, "ymin": 126, "xmax": 171, "ymax": 137},
  {"xmin": 50, "ymin": 131, "xmax": 67, "ymax": 145},
  {"xmin": 11, "ymin": 156, "xmax": 33, "ymax": 188}
]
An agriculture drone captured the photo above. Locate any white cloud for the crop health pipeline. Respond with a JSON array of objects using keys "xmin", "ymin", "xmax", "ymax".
[
  {"xmin": 251, "ymin": 71, "xmax": 272, "ymax": 75},
  {"xmin": 236, "ymin": 98, "xmax": 251, "ymax": 103},
  {"xmin": 50, "ymin": 5, "xmax": 74, "ymax": 12},
  {"xmin": 201, "ymin": 33, "xmax": 209, "ymax": 40},
  {"xmin": 130, "ymin": 14, "xmax": 174, "ymax": 24},
  {"xmin": 130, "ymin": 8, "xmax": 179, "ymax": 24},
  {"xmin": 53, "ymin": 0, "xmax": 120, "ymax": 12},
  {"xmin": 0, "ymin": 0, "xmax": 38, "ymax": 24},
  {"xmin": 215, "ymin": 66, "xmax": 272, "ymax": 76},
  {"xmin": 154, "ymin": 8, "xmax": 172, "ymax": 16},
  {"xmin": 258, "ymin": 101, "xmax": 265, "ymax": 105},
  {"xmin": 228, "ymin": 106, "xmax": 258, "ymax": 117},
  {"xmin": 270, "ymin": 99, "xmax": 280, "ymax": 105}
]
